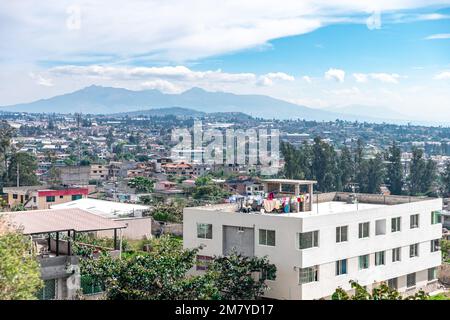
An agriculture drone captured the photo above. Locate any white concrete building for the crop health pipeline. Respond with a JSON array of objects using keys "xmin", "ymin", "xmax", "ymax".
[{"xmin": 183, "ymin": 179, "xmax": 443, "ymax": 300}]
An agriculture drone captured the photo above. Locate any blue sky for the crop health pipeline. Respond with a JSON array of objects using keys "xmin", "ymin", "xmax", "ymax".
[{"xmin": 1, "ymin": 1, "xmax": 450, "ymax": 121}]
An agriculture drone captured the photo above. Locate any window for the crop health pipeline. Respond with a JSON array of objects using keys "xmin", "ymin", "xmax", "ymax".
[
  {"xmin": 197, "ymin": 223, "xmax": 212, "ymax": 239},
  {"xmin": 299, "ymin": 266, "xmax": 319, "ymax": 284},
  {"xmin": 36, "ymin": 279, "xmax": 56, "ymax": 300},
  {"xmin": 298, "ymin": 231, "xmax": 319, "ymax": 249},
  {"xmin": 430, "ymin": 239, "xmax": 440, "ymax": 252},
  {"xmin": 358, "ymin": 222, "xmax": 370, "ymax": 238},
  {"xmin": 336, "ymin": 226, "xmax": 348, "ymax": 243},
  {"xmin": 409, "ymin": 243, "xmax": 419, "ymax": 258},
  {"xmin": 12, "ymin": 194, "xmax": 18, "ymax": 199},
  {"xmin": 392, "ymin": 247, "xmax": 401, "ymax": 262},
  {"xmin": 259, "ymin": 229, "xmax": 276, "ymax": 246},
  {"xmin": 25, "ymin": 194, "xmax": 29, "ymax": 201},
  {"xmin": 261, "ymin": 268, "xmax": 276, "ymax": 281},
  {"xmin": 81, "ymin": 275, "xmax": 104, "ymax": 295},
  {"xmin": 46, "ymin": 196, "xmax": 55, "ymax": 203},
  {"xmin": 388, "ymin": 278, "xmax": 398, "ymax": 290},
  {"xmin": 72, "ymin": 194, "xmax": 82, "ymax": 201},
  {"xmin": 428, "ymin": 267, "xmax": 437, "ymax": 282},
  {"xmin": 407, "ymin": 273, "xmax": 416, "ymax": 288},
  {"xmin": 375, "ymin": 219, "xmax": 386, "ymax": 235},
  {"xmin": 359, "ymin": 255, "xmax": 369, "ymax": 270},
  {"xmin": 59, "ymin": 195, "xmax": 64, "ymax": 199},
  {"xmin": 375, "ymin": 251, "xmax": 385, "ymax": 266},
  {"xmin": 391, "ymin": 217, "xmax": 401, "ymax": 232},
  {"xmin": 410, "ymin": 214, "xmax": 419, "ymax": 229},
  {"xmin": 196, "ymin": 255, "xmax": 213, "ymax": 271},
  {"xmin": 335, "ymin": 259, "xmax": 347, "ymax": 276},
  {"xmin": 431, "ymin": 211, "xmax": 442, "ymax": 224}
]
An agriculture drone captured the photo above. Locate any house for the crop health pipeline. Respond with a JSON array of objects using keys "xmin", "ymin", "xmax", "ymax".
[
  {"xmin": 90, "ymin": 164, "xmax": 108, "ymax": 181},
  {"xmin": 161, "ymin": 162, "xmax": 194, "ymax": 177},
  {"xmin": 3, "ymin": 186, "xmax": 89, "ymax": 210},
  {"xmin": 3, "ymin": 208, "xmax": 126, "ymax": 300},
  {"xmin": 183, "ymin": 179, "xmax": 442, "ymax": 300},
  {"xmin": 51, "ymin": 198, "xmax": 152, "ymax": 240}
]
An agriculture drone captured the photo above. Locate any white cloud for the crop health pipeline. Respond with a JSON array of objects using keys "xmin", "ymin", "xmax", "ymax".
[
  {"xmin": 353, "ymin": 72, "xmax": 401, "ymax": 83},
  {"xmin": 353, "ymin": 73, "xmax": 368, "ymax": 83},
  {"xmin": 325, "ymin": 68, "xmax": 345, "ymax": 82},
  {"xmin": 50, "ymin": 64, "xmax": 295, "ymax": 89},
  {"xmin": 426, "ymin": 33, "xmax": 450, "ymax": 40},
  {"xmin": 369, "ymin": 73, "xmax": 400, "ymax": 83},
  {"xmin": 2, "ymin": 1, "xmax": 450, "ymax": 63},
  {"xmin": 434, "ymin": 71, "xmax": 450, "ymax": 80},
  {"xmin": 302, "ymin": 76, "xmax": 312, "ymax": 83},
  {"xmin": 257, "ymin": 72, "xmax": 295, "ymax": 86},
  {"xmin": 29, "ymin": 72, "xmax": 54, "ymax": 87},
  {"xmin": 141, "ymin": 79, "xmax": 180, "ymax": 93}
]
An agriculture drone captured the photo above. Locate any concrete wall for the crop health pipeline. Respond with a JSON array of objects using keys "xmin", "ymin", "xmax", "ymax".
[
  {"xmin": 38, "ymin": 255, "xmax": 80, "ymax": 300},
  {"xmin": 95, "ymin": 217, "xmax": 153, "ymax": 240},
  {"xmin": 183, "ymin": 197, "xmax": 443, "ymax": 300}
]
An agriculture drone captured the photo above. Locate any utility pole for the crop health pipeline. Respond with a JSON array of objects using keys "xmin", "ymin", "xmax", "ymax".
[{"xmin": 16, "ymin": 161, "xmax": 19, "ymax": 187}]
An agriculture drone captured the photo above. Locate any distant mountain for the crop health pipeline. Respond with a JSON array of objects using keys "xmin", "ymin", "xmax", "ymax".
[
  {"xmin": 324, "ymin": 105, "xmax": 408, "ymax": 121},
  {"xmin": 115, "ymin": 107, "xmax": 206, "ymax": 118},
  {"xmin": 0, "ymin": 85, "xmax": 405, "ymax": 123}
]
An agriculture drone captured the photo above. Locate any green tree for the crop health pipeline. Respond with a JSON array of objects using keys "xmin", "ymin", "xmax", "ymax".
[
  {"xmin": 338, "ymin": 146, "xmax": 354, "ymax": 191},
  {"xmin": 0, "ymin": 121, "xmax": 15, "ymax": 187},
  {"xmin": 208, "ymin": 252, "xmax": 276, "ymax": 300},
  {"xmin": 7, "ymin": 152, "xmax": 40, "ymax": 187},
  {"xmin": 311, "ymin": 137, "xmax": 338, "ymax": 192},
  {"xmin": 365, "ymin": 154, "xmax": 385, "ymax": 194},
  {"xmin": 332, "ymin": 280, "xmax": 429, "ymax": 300},
  {"xmin": 409, "ymin": 147, "xmax": 426, "ymax": 195},
  {"xmin": 0, "ymin": 220, "xmax": 43, "ymax": 299},
  {"xmin": 442, "ymin": 162, "xmax": 450, "ymax": 197},
  {"xmin": 80, "ymin": 236, "xmax": 276, "ymax": 300},
  {"xmin": 127, "ymin": 177, "xmax": 154, "ymax": 193},
  {"xmin": 386, "ymin": 141, "xmax": 403, "ymax": 195}
]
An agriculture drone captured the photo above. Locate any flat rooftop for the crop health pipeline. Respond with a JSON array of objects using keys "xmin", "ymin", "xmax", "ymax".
[
  {"xmin": 189, "ymin": 201, "xmax": 385, "ymax": 217},
  {"xmin": 188, "ymin": 192, "xmax": 437, "ymax": 217}
]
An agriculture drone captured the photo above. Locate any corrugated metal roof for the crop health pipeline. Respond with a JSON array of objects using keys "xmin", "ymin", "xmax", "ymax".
[{"xmin": 3, "ymin": 208, "xmax": 126, "ymax": 235}]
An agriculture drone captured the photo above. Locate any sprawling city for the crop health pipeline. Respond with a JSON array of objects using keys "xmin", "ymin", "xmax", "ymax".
[{"xmin": 1, "ymin": 0, "xmax": 450, "ymax": 316}]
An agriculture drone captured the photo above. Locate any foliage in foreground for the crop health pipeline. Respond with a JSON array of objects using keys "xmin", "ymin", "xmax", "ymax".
[
  {"xmin": 0, "ymin": 219, "xmax": 43, "ymax": 300},
  {"xmin": 331, "ymin": 280, "xmax": 429, "ymax": 300},
  {"xmin": 80, "ymin": 235, "xmax": 276, "ymax": 300}
]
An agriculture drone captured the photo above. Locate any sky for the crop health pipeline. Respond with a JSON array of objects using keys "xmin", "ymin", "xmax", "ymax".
[{"xmin": 1, "ymin": 1, "xmax": 450, "ymax": 121}]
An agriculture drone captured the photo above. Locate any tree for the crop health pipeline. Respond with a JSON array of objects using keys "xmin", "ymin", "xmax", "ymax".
[
  {"xmin": 365, "ymin": 154, "xmax": 385, "ymax": 194},
  {"xmin": 127, "ymin": 177, "xmax": 154, "ymax": 193},
  {"xmin": 0, "ymin": 219, "xmax": 43, "ymax": 299},
  {"xmin": 409, "ymin": 147, "xmax": 426, "ymax": 195},
  {"xmin": 386, "ymin": 141, "xmax": 403, "ymax": 195},
  {"xmin": 0, "ymin": 121, "xmax": 15, "ymax": 187},
  {"xmin": 338, "ymin": 146, "xmax": 354, "ymax": 191},
  {"xmin": 151, "ymin": 202, "xmax": 183, "ymax": 222},
  {"xmin": 207, "ymin": 251, "xmax": 276, "ymax": 300},
  {"xmin": 332, "ymin": 280, "xmax": 429, "ymax": 300},
  {"xmin": 441, "ymin": 162, "xmax": 450, "ymax": 197},
  {"xmin": 311, "ymin": 137, "xmax": 338, "ymax": 192},
  {"xmin": 7, "ymin": 152, "xmax": 39, "ymax": 187},
  {"xmin": 422, "ymin": 159, "xmax": 437, "ymax": 195},
  {"xmin": 80, "ymin": 236, "xmax": 276, "ymax": 300}
]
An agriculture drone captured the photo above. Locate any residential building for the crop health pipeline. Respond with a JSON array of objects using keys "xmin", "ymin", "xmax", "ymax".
[
  {"xmin": 183, "ymin": 179, "xmax": 443, "ymax": 300},
  {"xmin": 3, "ymin": 208, "xmax": 126, "ymax": 300},
  {"xmin": 3, "ymin": 186, "xmax": 89, "ymax": 210}
]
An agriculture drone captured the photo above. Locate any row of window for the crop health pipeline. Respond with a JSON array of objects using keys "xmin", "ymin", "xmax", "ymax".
[
  {"xmin": 299, "ymin": 263, "xmax": 438, "ymax": 288},
  {"xmin": 45, "ymin": 194, "xmax": 83, "ymax": 202},
  {"xmin": 197, "ymin": 223, "xmax": 442, "ymax": 255}
]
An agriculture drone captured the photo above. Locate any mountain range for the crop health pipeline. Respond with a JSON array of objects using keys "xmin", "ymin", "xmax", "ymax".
[{"xmin": 0, "ymin": 85, "xmax": 409, "ymax": 123}]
